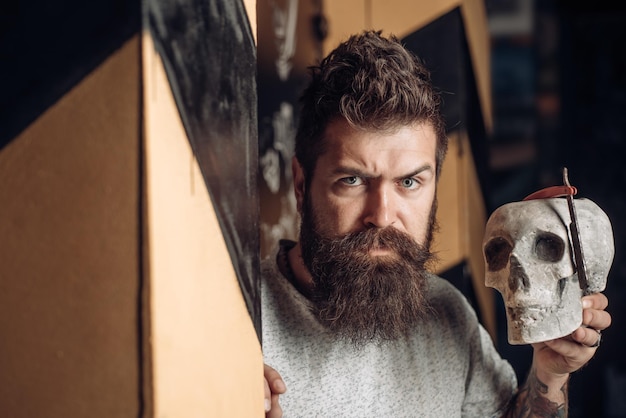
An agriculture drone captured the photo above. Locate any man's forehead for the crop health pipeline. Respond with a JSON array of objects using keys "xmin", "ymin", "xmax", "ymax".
[
  {"xmin": 318, "ymin": 121, "xmax": 437, "ymax": 170},
  {"xmin": 322, "ymin": 118, "xmax": 435, "ymax": 139}
]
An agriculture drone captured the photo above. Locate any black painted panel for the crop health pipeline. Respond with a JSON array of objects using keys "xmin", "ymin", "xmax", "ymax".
[
  {"xmin": 146, "ymin": 0, "xmax": 261, "ymax": 339},
  {"xmin": 402, "ymin": 8, "xmax": 491, "ymax": 198},
  {"xmin": 0, "ymin": 0, "xmax": 140, "ymax": 148},
  {"xmin": 403, "ymin": 11, "xmax": 465, "ymax": 135}
]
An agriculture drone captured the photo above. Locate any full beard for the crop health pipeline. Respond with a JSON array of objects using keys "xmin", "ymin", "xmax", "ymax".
[{"xmin": 299, "ymin": 196, "xmax": 438, "ymax": 346}]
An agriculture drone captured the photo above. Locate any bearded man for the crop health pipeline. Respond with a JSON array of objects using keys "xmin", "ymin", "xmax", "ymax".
[{"xmin": 262, "ymin": 30, "xmax": 610, "ymax": 418}]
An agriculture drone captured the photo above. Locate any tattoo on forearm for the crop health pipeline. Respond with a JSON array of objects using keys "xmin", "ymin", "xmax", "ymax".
[{"xmin": 504, "ymin": 367, "xmax": 568, "ymax": 418}]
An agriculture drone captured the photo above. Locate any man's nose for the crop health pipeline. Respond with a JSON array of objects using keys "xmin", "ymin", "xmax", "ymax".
[{"xmin": 362, "ymin": 185, "xmax": 396, "ymax": 228}]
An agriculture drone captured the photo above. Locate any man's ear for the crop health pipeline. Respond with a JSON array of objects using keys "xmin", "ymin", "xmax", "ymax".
[{"xmin": 292, "ymin": 157, "xmax": 305, "ymax": 214}]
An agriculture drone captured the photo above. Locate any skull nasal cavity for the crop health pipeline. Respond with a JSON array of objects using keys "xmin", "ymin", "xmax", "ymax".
[{"xmin": 509, "ymin": 256, "xmax": 530, "ymax": 292}]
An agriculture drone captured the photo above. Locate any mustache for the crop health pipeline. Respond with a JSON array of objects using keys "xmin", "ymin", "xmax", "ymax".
[
  {"xmin": 303, "ymin": 226, "xmax": 435, "ymax": 294},
  {"xmin": 316, "ymin": 226, "xmax": 432, "ymax": 264}
]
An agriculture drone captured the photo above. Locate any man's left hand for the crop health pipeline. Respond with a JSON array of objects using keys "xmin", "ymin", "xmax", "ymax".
[{"xmin": 533, "ymin": 292, "xmax": 611, "ymax": 378}]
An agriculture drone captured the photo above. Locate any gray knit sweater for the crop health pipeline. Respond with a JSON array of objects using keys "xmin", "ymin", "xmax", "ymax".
[{"xmin": 261, "ymin": 245, "xmax": 517, "ymax": 418}]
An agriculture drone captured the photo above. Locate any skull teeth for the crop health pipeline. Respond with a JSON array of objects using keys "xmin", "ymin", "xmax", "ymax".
[{"xmin": 507, "ymin": 306, "xmax": 556, "ymax": 326}]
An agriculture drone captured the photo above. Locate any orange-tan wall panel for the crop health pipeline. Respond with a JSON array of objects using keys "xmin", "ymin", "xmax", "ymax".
[
  {"xmin": 458, "ymin": 131, "xmax": 495, "ymax": 339},
  {"xmin": 244, "ymin": 0, "xmax": 257, "ymax": 43},
  {"xmin": 0, "ymin": 36, "xmax": 142, "ymax": 418},
  {"xmin": 323, "ymin": 0, "xmax": 460, "ymax": 54},
  {"xmin": 322, "ymin": 0, "xmax": 368, "ymax": 51},
  {"xmin": 433, "ymin": 132, "xmax": 464, "ymax": 272},
  {"xmin": 460, "ymin": 0, "xmax": 492, "ymax": 132},
  {"xmin": 371, "ymin": 0, "xmax": 460, "ymax": 38}
]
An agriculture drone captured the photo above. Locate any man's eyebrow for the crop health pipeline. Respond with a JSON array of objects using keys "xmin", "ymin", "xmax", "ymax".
[
  {"xmin": 393, "ymin": 164, "xmax": 434, "ymax": 181},
  {"xmin": 330, "ymin": 164, "xmax": 434, "ymax": 179},
  {"xmin": 331, "ymin": 166, "xmax": 374, "ymax": 178}
]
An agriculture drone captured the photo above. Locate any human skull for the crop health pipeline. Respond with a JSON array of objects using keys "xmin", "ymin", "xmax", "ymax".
[{"xmin": 483, "ymin": 198, "xmax": 614, "ymax": 344}]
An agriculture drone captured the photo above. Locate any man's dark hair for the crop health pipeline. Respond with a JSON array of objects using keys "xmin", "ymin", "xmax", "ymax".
[{"xmin": 295, "ymin": 30, "xmax": 448, "ymax": 184}]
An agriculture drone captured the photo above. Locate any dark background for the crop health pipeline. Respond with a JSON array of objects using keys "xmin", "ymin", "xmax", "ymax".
[{"xmin": 485, "ymin": 1, "xmax": 626, "ymax": 416}]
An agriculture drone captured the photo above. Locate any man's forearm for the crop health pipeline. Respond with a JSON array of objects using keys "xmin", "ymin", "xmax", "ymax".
[{"xmin": 503, "ymin": 366, "xmax": 569, "ymax": 418}]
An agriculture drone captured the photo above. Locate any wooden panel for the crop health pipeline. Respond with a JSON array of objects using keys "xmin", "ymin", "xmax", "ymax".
[
  {"xmin": 322, "ymin": 0, "xmax": 368, "ymax": 55},
  {"xmin": 434, "ymin": 131, "xmax": 496, "ymax": 339},
  {"xmin": 0, "ymin": 36, "xmax": 141, "ymax": 418},
  {"xmin": 433, "ymin": 132, "xmax": 464, "ymax": 272},
  {"xmin": 460, "ymin": 0, "xmax": 493, "ymax": 132},
  {"xmin": 323, "ymin": 0, "xmax": 462, "ymax": 54},
  {"xmin": 459, "ymin": 131, "xmax": 496, "ymax": 339},
  {"xmin": 143, "ymin": 34, "xmax": 263, "ymax": 417},
  {"xmin": 243, "ymin": 0, "xmax": 258, "ymax": 43},
  {"xmin": 371, "ymin": 0, "xmax": 460, "ymax": 37}
]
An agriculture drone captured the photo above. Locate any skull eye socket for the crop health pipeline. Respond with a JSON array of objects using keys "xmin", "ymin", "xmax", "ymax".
[
  {"xmin": 534, "ymin": 233, "xmax": 565, "ymax": 262},
  {"xmin": 484, "ymin": 237, "xmax": 513, "ymax": 271}
]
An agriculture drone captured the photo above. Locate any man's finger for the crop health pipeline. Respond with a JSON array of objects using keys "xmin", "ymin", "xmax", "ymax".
[
  {"xmin": 571, "ymin": 326, "xmax": 602, "ymax": 348},
  {"xmin": 264, "ymin": 377, "xmax": 272, "ymax": 412},
  {"xmin": 264, "ymin": 364, "xmax": 287, "ymax": 394},
  {"xmin": 582, "ymin": 293, "xmax": 608, "ymax": 310}
]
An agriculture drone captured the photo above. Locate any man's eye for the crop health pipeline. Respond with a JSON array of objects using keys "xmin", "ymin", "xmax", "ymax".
[
  {"xmin": 340, "ymin": 176, "xmax": 363, "ymax": 186},
  {"xmin": 400, "ymin": 178, "xmax": 418, "ymax": 189}
]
